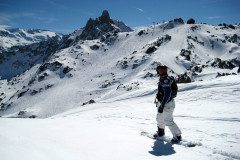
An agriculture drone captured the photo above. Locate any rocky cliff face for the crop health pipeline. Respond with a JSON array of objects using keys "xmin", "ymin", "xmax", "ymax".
[{"xmin": 78, "ymin": 10, "xmax": 132, "ymax": 42}]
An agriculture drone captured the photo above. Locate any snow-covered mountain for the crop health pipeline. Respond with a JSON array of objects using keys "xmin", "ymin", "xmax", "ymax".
[
  {"xmin": 0, "ymin": 11, "xmax": 239, "ymax": 118},
  {"xmin": 0, "ymin": 27, "xmax": 62, "ymax": 50},
  {"xmin": 0, "ymin": 27, "xmax": 62, "ymax": 80},
  {"xmin": 0, "ymin": 10, "xmax": 240, "ymax": 160}
]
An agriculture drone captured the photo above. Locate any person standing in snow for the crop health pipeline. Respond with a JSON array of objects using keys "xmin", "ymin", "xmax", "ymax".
[{"xmin": 153, "ymin": 65, "xmax": 182, "ymax": 143}]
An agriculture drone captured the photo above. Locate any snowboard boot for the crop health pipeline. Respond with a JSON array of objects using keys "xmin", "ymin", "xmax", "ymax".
[
  {"xmin": 171, "ymin": 135, "xmax": 182, "ymax": 143},
  {"xmin": 153, "ymin": 127, "xmax": 165, "ymax": 138}
]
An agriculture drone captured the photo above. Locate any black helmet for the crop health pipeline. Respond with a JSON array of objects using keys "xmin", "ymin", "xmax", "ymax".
[{"xmin": 156, "ymin": 65, "xmax": 168, "ymax": 71}]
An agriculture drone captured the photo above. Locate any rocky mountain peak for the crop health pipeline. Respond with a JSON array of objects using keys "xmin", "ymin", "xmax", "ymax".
[
  {"xmin": 98, "ymin": 10, "xmax": 112, "ymax": 23},
  {"xmin": 78, "ymin": 10, "xmax": 132, "ymax": 41}
]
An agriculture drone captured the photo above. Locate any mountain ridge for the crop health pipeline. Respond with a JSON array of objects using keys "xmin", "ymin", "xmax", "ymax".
[{"xmin": 0, "ymin": 10, "xmax": 239, "ymax": 118}]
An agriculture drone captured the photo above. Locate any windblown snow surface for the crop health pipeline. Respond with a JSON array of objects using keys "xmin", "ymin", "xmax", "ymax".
[{"xmin": 0, "ymin": 21, "xmax": 240, "ymax": 160}]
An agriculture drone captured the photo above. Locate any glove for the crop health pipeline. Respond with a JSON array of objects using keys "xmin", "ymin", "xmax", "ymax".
[
  {"xmin": 158, "ymin": 107, "xmax": 163, "ymax": 113},
  {"xmin": 156, "ymin": 101, "xmax": 164, "ymax": 113}
]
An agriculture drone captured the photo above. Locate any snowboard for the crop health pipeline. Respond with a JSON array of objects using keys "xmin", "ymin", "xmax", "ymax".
[{"xmin": 141, "ymin": 131, "xmax": 202, "ymax": 148}]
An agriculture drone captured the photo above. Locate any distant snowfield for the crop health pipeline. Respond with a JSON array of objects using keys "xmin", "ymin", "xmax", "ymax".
[{"xmin": 1, "ymin": 75, "xmax": 240, "ymax": 160}]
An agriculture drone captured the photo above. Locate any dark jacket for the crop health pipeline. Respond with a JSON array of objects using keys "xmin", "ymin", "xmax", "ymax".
[{"xmin": 156, "ymin": 75, "xmax": 178, "ymax": 108}]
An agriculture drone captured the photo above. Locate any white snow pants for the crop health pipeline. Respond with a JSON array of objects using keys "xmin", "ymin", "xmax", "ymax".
[{"xmin": 156, "ymin": 99, "xmax": 182, "ymax": 138}]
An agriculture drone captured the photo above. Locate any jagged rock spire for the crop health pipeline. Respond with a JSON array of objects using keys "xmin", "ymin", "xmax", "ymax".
[
  {"xmin": 99, "ymin": 10, "xmax": 112, "ymax": 23},
  {"xmin": 78, "ymin": 10, "xmax": 132, "ymax": 41}
]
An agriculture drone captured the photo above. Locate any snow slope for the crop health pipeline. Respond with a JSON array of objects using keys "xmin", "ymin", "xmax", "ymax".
[{"xmin": 0, "ymin": 75, "xmax": 240, "ymax": 160}]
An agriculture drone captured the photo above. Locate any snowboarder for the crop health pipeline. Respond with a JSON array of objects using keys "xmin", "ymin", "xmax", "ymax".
[{"xmin": 153, "ymin": 65, "xmax": 182, "ymax": 143}]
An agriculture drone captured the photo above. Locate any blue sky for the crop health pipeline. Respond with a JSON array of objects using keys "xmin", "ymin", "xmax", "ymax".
[{"xmin": 0, "ymin": 0, "xmax": 239, "ymax": 34}]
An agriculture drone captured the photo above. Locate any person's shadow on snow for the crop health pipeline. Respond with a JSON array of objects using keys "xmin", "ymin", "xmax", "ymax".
[{"xmin": 148, "ymin": 140, "xmax": 176, "ymax": 156}]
